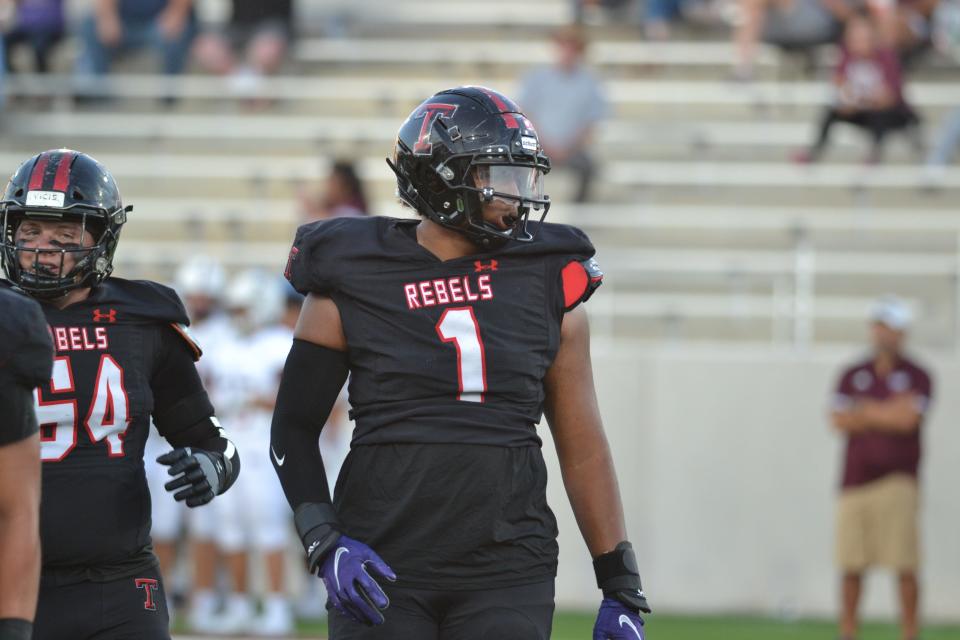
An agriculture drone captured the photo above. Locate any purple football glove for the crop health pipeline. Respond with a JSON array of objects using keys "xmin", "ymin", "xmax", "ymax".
[
  {"xmin": 320, "ymin": 535, "xmax": 397, "ymax": 626},
  {"xmin": 593, "ymin": 597, "xmax": 646, "ymax": 640}
]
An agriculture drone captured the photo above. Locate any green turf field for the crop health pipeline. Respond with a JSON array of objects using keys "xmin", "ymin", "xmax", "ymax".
[
  {"xmin": 549, "ymin": 612, "xmax": 960, "ymax": 640},
  {"xmin": 280, "ymin": 612, "xmax": 960, "ymax": 639}
]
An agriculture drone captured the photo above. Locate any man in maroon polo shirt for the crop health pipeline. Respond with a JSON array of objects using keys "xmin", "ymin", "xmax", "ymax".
[{"xmin": 830, "ymin": 296, "xmax": 933, "ymax": 640}]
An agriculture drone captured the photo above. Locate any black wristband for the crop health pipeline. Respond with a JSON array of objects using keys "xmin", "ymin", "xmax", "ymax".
[
  {"xmin": 593, "ymin": 540, "xmax": 652, "ymax": 614},
  {"xmin": 294, "ymin": 502, "xmax": 343, "ymax": 573},
  {"xmin": 0, "ymin": 618, "xmax": 33, "ymax": 640}
]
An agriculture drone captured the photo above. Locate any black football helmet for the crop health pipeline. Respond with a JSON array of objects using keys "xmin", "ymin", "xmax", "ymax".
[
  {"xmin": 1, "ymin": 149, "xmax": 130, "ymax": 298},
  {"xmin": 387, "ymin": 86, "xmax": 551, "ymax": 247}
]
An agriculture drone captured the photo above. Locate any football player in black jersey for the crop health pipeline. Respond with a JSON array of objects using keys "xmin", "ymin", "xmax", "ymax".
[
  {"xmin": 0, "ymin": 149, "xmax": 241, "ymax": 640},
  {"xmin": 0, "ymin": 289, "xmax": 53, "ymax": 640},
  {"xmin": 272, "ymin": 86, "xmax": 650, "ymax": 639}
]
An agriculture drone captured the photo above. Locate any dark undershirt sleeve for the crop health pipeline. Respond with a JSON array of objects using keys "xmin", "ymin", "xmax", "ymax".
[
  {"xmin": 150, "ymin": 326, "xmax": 218, "ymax": 448},
  {"xmin": 270, "ymin": 339, "xmax": 350, "ymax": 510}
]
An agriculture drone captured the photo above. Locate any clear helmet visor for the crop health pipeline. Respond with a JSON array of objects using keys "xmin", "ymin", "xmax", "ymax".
[{"xmin": 469, "ymin": 164, "xmax": 546, "ymax": 207}]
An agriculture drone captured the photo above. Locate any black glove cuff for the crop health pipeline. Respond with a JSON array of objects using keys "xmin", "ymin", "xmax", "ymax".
[
  {"xmin": 593, "ymin": 540, "xmax": 652, "ymax": 613},
  {"xmin": 294, "ymin": 502, "xmax": 343, "ymax": 572},
  {"xmin": 0, "ymin": 618, "xmax": 33, "ymax": 640}
]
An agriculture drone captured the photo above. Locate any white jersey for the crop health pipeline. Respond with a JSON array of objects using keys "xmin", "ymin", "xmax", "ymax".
[
  {"xmin": 205, "ymin": 322, "xmax": 291, "ymax": 429},
  {"xmin": 209, "ymin": 322, "xmax": 295, "ymax": 551},
  {"xmin": 191, "ymin": 312, "xmax": 236, "ymax": 387}
]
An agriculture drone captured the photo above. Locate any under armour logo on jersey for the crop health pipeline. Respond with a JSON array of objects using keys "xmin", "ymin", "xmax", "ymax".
[
  {"xmin": 474, "ymin": 259, "xmax": 498, "ymax": 273},
  {"xmin": 93, "ymin": 308, "xmax": 117, "ymax": 323},
  {"xmin": 134, "ymin": 578, "xmax": 159, "ymax": 611}
]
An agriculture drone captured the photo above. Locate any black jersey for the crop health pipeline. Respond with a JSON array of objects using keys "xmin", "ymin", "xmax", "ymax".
[
  {"xmin": 0, "ymin": 287, "xmax": 53, "ymax": 446},
  {"xmin": 287, "ymin": 216, "xmax": 601, "ymax": 448},
  {"xmin": 286, "ymin": 216, "xmax": 602, "ymax": 589},
  {"xmin": 12, "ymin": 278, "xmax": 209, "ymax": 584}
]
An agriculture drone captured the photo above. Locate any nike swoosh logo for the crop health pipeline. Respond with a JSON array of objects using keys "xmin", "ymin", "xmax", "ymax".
[
  {"xmin": 271, "ymin": 446, "xmax": 285, "ymax": 466},
  {"xmin": 334, "ymin": 546, "xmax": 349, "ymax": 592},
  {"xmin": 619, "ymin": 614, "xmax": 643, "ymax": 639}
]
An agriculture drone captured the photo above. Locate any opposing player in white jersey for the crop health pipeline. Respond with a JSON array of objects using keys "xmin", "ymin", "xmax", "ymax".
[
  {"xmin": 207, "ymin": 269, "xmax": 297, "ymax": 635},
  {"xmin": 144, "ymin": 255, "xmax": 234, "ymax": 630}
]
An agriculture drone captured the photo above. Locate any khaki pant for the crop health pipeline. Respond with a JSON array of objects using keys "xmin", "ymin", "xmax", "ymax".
[{"xmin": 836, "ymin": 473, "xmax": 920, "ymax": 572}]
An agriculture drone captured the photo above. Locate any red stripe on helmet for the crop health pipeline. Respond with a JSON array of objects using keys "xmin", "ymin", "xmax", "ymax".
[
  {"xmin": 478, "ymin": 88, "xmax": 519, "ymax": 129},
  {"xmin": 52, "ymin": 151, "xmax": 76, "ymax": 192},
  {"xmin": 28, "ymin": 153, "xmax": 51, "ymax": 191}
]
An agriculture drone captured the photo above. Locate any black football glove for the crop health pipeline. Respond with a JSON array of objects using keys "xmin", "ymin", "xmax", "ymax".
[{"xmin": 157, "ymin": 447, "xmax": 227, "ymax": 507}]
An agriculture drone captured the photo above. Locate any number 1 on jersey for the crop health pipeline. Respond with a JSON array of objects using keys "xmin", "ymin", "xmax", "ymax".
[{"xmin": 436, "ymin": 307, "xmax": 487, "ymax": 402}]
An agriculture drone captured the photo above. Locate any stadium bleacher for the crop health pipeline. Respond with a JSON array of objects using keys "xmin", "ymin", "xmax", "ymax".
[{"xmin": 4, "ymin": 0, "xmax": 959, "ymax": 348}]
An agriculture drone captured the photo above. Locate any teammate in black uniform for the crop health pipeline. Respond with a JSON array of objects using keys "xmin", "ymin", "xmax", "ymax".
[
  {"xmin": 0, "ymin": 289, "xmax": 53, "ymax": 640},
  {"xmin": 271, "ymin": 86, "xmax": 650, "ymax": 639},
  {"xmin": 0, "ymin": 149, "xmax": 241, "ymax": 640}
]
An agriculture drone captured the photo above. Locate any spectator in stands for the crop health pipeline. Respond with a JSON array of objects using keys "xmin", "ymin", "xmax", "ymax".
[
  {"xmin": 74, "ymin": 0, "xmax": 196, "ymax": 84},
  {"xmin": 517, "ymin": 25, "xmax": 608, "ymax": 203},
  {"xmin": 922, "ymin": 106, "xmax": 960, "ymax": 184},
  {"xmin": 868, "ymin": 0, "xmax": 940, "ymax": 61},
  {"xmin": 192, "ymin": 0, "xmax": 293, "ymax": 100},
  {"xmin": 733, "ymin": 0, "xmax": 850, "ymax": 81},
  {"xmin": 829, "ymin": 295, "xmax": 932, "ymax": 640},
  {"xmin": 2, "ymin": 0, "xmax": 65, "ymax": 74},
  {"xmin": 298, "ymin": 160, "xmax": 369, "ymax": 223},
  {"xmin": 920, "ymin": 0, "xmax": 960, "ymax": 186},
  {"xmin": 793, "ymin": 10, "xmax": 921, "ymax": 163}
]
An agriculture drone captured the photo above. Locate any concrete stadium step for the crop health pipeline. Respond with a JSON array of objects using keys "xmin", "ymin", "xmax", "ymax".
[
  {"xmin": 0, "ymin": 150, "xmax": 954, "ymax": 205},
  {"xmin": 2, "ymin": 111, "xmax": 937, "ymax": 164},
  {"xmin": 8, "ymin": 75, "xmax": 960, "ymax": 114}
]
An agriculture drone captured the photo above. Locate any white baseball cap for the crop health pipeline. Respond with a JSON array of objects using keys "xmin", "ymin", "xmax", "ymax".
[{"xmin": 870, "ymin": 295, "xmax": 913, "ymax": 330}]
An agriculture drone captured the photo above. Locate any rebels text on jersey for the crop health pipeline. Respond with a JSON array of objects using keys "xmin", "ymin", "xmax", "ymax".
[
  {"xmin": 9, "ymin": 278, "xmax": 208, "ymax": 583},
  {"xmin": 286, "ymin": 216, "xmax": 602, "ymax": 448}
]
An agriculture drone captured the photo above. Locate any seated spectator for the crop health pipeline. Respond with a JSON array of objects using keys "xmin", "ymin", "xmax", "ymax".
[
  {"xmin": 74, "ymin": 0, "xmax": 196, "ymax": 81},
  {"xmin": 298, "ymin": 160, "xmax": 369, "ymax": 223},
  {"xmin": 921, "ymin": 1, "xmax": 960, "ymax": 184},
  {"xmin": 2, "ymin": 0, "xmax": 65, "ymax": 74},
  {"xmin": 192, "ymin": 0, "xmax": 292, "ymax": 99},
  {"xmin": 517, "ymin": 25, "xmax": 608, "ymax": 203},
  {"xmin": 733, "ymin": 0, "xmax": 851, "ymax": 81},
  {"xmin": 794, "ymin": 10, "xmax": 922, "ymax": 163}
]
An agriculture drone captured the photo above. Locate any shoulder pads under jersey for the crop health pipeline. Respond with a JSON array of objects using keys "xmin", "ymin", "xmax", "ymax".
[
  {"xmin": 285, "ymin": 216, "xmax": 381, "ymax": 295},
  {"xmin": 91, "ymin": 278, "xmax": 191, "ymax": 325},
  {"xmin": 561, "ymin": 256, "xmax": 604, "ymax": 311}
]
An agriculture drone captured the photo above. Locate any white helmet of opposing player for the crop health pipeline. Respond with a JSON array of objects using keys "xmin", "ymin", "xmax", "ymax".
[
  {"xmin": 224, "ymin": 268, "xmax": 285, "ymax": 332},
  {"xmin": 175, "ymin": 255, "xmax": 227, "ymax": 300}
]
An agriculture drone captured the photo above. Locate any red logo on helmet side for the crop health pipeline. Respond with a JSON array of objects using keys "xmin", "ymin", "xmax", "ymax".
[{"xmin": 412, "ymin": 104, "xmax": 458, "ymax": 155}]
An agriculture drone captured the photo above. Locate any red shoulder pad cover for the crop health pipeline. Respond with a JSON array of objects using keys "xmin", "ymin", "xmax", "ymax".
[
  {"xmin": 561, "ymin": 258, "xmax": 603, "ymax": 311},
  {"xmin": 170, "ymin": 323, "xmax": 202, "ymax": 361}
]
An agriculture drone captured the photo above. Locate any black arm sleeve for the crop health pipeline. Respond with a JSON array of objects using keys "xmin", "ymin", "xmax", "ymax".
[
  {"xmin": 151, "ymin": 326, "xmax": 240, "ymax": 493},
  {"xmin": 270, "ymin": 338, "xmax": 349, "ymax": 510}
]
